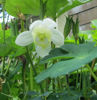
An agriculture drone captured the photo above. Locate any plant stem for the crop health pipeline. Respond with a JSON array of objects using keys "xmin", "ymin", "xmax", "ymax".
[
  {"xmin": 22, "ymin": 62, "xmax": 26, "ymax": 94},
  {"xmin": 2, "ymin": 0, "xmax": 6, "ymax": 74},
  {"xmin": 52, "ymin": 78, "xmax": 56, "ymax": 92},
  {"xmin": 26, "ymin": 47, "xmax": 37, "ymax": 76},
  {"xmin": 2, "ymin": 57, "xmax": 5, "ymax": 73},
  {"xmin": 45, "ymin": 63, "xmax": 49, "ymax": 91},
  {"xmin": 86, "ymin": 65, "xmax": 97, "ymax": 81},
  {"xmin": 30, "ymin": 65, "xmax": 33, "ymax": 90},
  {"xmin": 79, "ymin": 67, "xmax": 82, "ymax": 91},
  {"xmin": 4, "ymin": 58, "xmax": 11, "ymax": 76},
  {"xmin": 21, "ymin": 19, "xmax": 24, "ymax": 32},
  {"xmin": 26, "ymin": 47, "xmax": 44, "ymax": 93},
  {"xmin": 57, "ymin": 77, "xmax": 61, "ymax": 91},
  {"xmin": 40, "ymin": 0, "xmax": 44, "ymax": 20},
  {"xmin": 76, "ymin": 70, "xmax": 79, "ymax": 89},
  {"xmin": 0, "ymin": 92, "xmax": 13, "ymax": 98},
  {"xmin": 64, "ymin": 75, "xmax": 71, "ymax": 95},
  {"xmin": 91, "ymin": 59, "xmax": 96, "ymax": 70},
  {"xmin": 2, "ymin": 0, "xmax": 6, "ymax": 43}
]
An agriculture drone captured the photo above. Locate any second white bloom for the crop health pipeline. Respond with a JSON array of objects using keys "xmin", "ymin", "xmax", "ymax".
[{"xmin": 15, "ymin": 18, "xmax": 64, "ymax": 57}]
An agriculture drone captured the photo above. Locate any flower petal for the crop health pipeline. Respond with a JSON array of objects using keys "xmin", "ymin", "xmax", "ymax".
[
  {"xmin": 15, "ymin": 31, "xmax": 33, "ymax": 46},
  {"xmin": 51, "ymin": 29, "xmax": 64, "ymax": 47},
  {"xmin": 29, "ymin": 20, "xmax": 42, "ymax": 31},
  {"xmin": 35, "ymin": 45, "xmax": 51, "ymax": 57},
  {"xmin": 43, "ymin": 18, "xmax": 57, "ymax": 28}
]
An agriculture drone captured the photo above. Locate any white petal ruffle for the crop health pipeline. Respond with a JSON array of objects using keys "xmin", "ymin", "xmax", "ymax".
[
  {"xmin": 35, "ymin": 44, "xmax": 51, "ymax": 57},
  {"xmin": 51, "ymin": 29, "xmax": 64, "ymax": 47},
  {"xmin": 15, "ymin": 31, "xmax": 33, "ymax": 46}
]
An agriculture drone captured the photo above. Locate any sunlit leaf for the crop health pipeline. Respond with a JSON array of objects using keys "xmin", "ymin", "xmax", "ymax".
[
  {"xmin": 46, "ymin": 0, "xmax": 92, "ymax": 18},
  {"xmin": 36, "ymin": 42, "xmax": 97, "ymax": 83},
  {"xmin": 91, "ymin": 19, "xmax": 97, "ymax": 29},
  {"xmin": 5, "ymin": 0, "xmax": 40, "ymax": 17},
  {"xmin": 0, "ymin": 43, "xmax": 12, "ymax": 57}
]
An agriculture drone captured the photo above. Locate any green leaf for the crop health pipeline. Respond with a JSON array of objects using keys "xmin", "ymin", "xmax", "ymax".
[
  {"xmin": 27, "ymin": 91, "xmax": 39, "ymax": 96},
  {"xmin": 32, "ymin": 96, "xmax": 42, "ymax": 100},
  {"xmin": 0, "ymin": 43, "xmax": 12, "ymax": 57},
  {"xmin": 91, "ymin": 19, "xmax": 97, "ymax": 29},
  {"xmin": 46, "ymin": 0, "xmax": 92, "ymax": 18},
  {"xmin": 4, "ymin": 36, "xmax": 27, "ymax": 57},
  {"xmin": 35, "ymin": 42, "xmax": 97, "ymax": 83},
  {"xmin": 64, "ymin": 16, "xmax": 72, "ymax": 38},
  {"xmin": 0, "ymin": 29, "xmax": 11, "ymax": 43},
  {"xmin": 56, "ymin": 0, "xmax": 92, "ymax": 17},
  {"xmin": 5, "ymin": 0, "xmax": 92, "ymax": 18},
  {"xmin": 40, "ymin": 48, "xmax": 71, "ymax": 64},
  {"xmin": 5, "ymin": 0, "xmax": 40, "ymax": 17},
  {"xmin": 46, "ymin": 0, "xmax": 68, "ymax": 19},
  {"xmin": 0, "ymin": 93, "xmax": 8, "ymax": 100},
  {"xmin": 91, "ymin": 95, "xmax": 97, "ymax": 100},
  {"xmin": 12, "ymin": 46, "xmax": 26, "ymax": 57}
]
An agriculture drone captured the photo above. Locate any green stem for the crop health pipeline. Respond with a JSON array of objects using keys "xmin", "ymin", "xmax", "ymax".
[
  {"xmin": 21, "ymin": 19, "xmax": 24, "ymax": 32},
  {"xmin": 57, "ymin": 77, "xmax": 61, "ymax": 91},
  {"xmin": 30, "ymin": 65, "xmax": 33, "ymax": 90},
  {"xmin": 2, "ymin": 0, "xmax": 6, "ymax": 43},
  {"xmin": 86, "ymin": 65, "xmax": 97, "ymax": 81},
  {"xmin": 2, "ymin": 0, "xmax": 6, "ymax": 74},
  {"xmin": 45, "ymin": 63, "xmax": 49, "ymax": 91},
  {"xmin": 0, "ymin": 92, "xmax": 13, "ymax": 98},
  {"xmin": 64, "ymin": 75, "xmax": 71, "ymax": 95},
  {"xmin": 40, "ymin": 0, "xmax": 44, "ymax": 20},
  {"xmin": 22, "ymin": 63, "xmax": 26, "ymax": 94},
  {"xmin": 4, "ymin": 59, "xmax": 11, "ymax": 76},
  {"xmin": 52, "ymin": 78, "xmax": 56, "ymax": 92},
  {"xmin": 76, "ymin": 70, "xmax": 79, "ymax": 89},
  {"xmin": 2, "ymin": 57, "xmax": 5, "ymax": 73},
  {"xmin": 26, "ymin": 47, "xmax": 37, "ymax": 76},
  {"xmin": 79, "ymin": 67, "xmax": 82, "ymax": 91},
  {"xmin": 26, "ymin": 47, "xmax": 44, "ymax": 93}
]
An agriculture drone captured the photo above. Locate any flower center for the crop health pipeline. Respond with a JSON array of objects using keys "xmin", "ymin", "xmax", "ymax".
[
  {"xmin": 33, "ymin": 25, "xmax": 51, "ymax": 48},
  {"xmin": 38, "ymin": 33, "xmax": 46, "ymax": 41}
]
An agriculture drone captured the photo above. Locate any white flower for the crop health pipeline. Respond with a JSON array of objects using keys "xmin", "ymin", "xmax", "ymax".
[{"xmin": 15, "ymin": 18, "xmax": 64, "ymax": 57}]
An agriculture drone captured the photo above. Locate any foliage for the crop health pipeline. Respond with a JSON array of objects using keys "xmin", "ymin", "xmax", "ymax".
[
  {"xmin": 5, "ymin": 0, "xmax": 92, "ymax": 19},
  {"xmin": 1, "ymin": 0, "xmax": 97, "ymax": 100}
]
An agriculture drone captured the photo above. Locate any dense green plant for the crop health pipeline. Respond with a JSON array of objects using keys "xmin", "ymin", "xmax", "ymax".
[{"xmin": 1, "ymin": 0, "xmax": 97, "ymax": 100}]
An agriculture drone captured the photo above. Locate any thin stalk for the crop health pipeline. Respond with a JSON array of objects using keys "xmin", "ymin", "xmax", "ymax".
[
  {"xmin": 4, "ymin": 59, "xmax": 11, "ymax": 76},
  {"xmin": 2, "ymin": 57, "xmax": 5, "ymax": 73},
  {"xmin": 21, "ymin": 19, "xmax": 24, "ymax": 32},
  {"xmin": 2, "ymin": 0, "xmax": 6, "ymax": 74},
  {"xmin": 86, "ymin": 65, "xmax": 97, "ymax": 82},
  {"xmin": 64, "ymin": 75, "xmax": 71, "ymax": 95},
  {"xmin": 2, "ymin": 1, "xmax": 6, "ymax": 43},
  {"xmin": 26, "ymin": 47, "xmax": 44, "ymax": 93},
  {"xmin": 45, "ymin": 63, "xmax": 49, "ymax": 91},
  {"xmin": 30, "ymin": 65, "xmax": 33, "ymax": 90},
  {"xmin": 22, "ymin": 62, "xmax": 26, "ymax": 94},
  {"xmin": 19, "ymin": 20, "xmax": 29, "ymax": 95},
  {"xmin": 91, "ymin": 59, "xmax": 96, "ymax": 70},
  {"xmin": 23, "ymin": 86, "xmax": 28, "ymax": 100},
  {"xmin": 82, "ymin": 72, "xmax": 87, "ymax": 99},
  {"xmin": 57, "ymin": 77, "xmax": 62, "ymax": 91},
  {"xmin": 26, "ymin": 47, "xmax": 37, "ymax": 76},
  {"xmin": 0, "ymin": 92, "xmax": 13, "ymax": 98},
  {"xmin": 79, "ymin": 67, "xmax": 82, "ymax": 91},
  {"xmin": 76, "ymin": 70, "xmax": 79, "ymax": 89},
  {"xmin": 40, "ymin": 0, "xmax": 44, "ymax": 20},
  {"xmin": 52, "ymin": 78, "xmax": 56, "ymax": 92}
]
